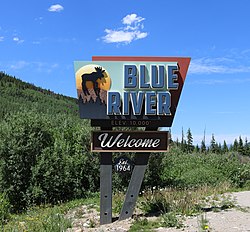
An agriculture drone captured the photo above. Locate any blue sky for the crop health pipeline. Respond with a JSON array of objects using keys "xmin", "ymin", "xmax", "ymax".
[{"xmin": 1, "ymin": 0, "xmax": 250, "ymax": 145}]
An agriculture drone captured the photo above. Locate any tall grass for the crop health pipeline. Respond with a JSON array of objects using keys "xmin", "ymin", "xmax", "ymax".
[
  {"xmin": 140, "ymin": 182, "xmax": 232, "ymax": 216},
  {"xmin": 3, "ymin": 196, "xmax": 99, "ymax": 231}
]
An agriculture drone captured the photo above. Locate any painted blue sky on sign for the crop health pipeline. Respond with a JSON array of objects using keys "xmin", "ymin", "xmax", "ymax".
[{"xmin": 1, "ymin": 0, "xmax": 250, "ymax": 145}]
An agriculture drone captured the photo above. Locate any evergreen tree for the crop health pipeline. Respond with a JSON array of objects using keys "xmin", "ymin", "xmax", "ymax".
[
  {"xmin": 233, "ymin": 139, "xmax": 239, "ymax": 151},
  {"xmin": 238, "ymin": 136, "xmax": 244, "ymax": 155},
  {"xmin": 186, "ymin": 128, "xmax": 194, "ymax": 153},
  {"xmin": 176, "ymin": 137, "xmax": 180, "ymax": 147},
  {"xmin": 244, "ymin": 137, "xmax": 250, "ymax": 156},
  {"xmin": 201, "ymin": 140, "xmax": 206, "ymax": 153},
  {"xmin": 218, "ymin": 143, "xmax": 222, "ymax": 154},
  {"xmin": 194, "ymin": 144, "xmax": 200, "ymax": 153},
  {"xmin": 222, "ymin": 140, "xmax": 229, "ymax": 153},
  {"xmin": 210, "ymin": 134, "xmax": 216, "ymax": 153}
]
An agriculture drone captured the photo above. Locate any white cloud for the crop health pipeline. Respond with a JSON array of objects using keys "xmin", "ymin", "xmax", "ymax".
[
  {"xmin": 189, "ymin": 57, "xmax": 250, "ymax": 74},
  {"xmin": 0, "ymin": 36, "xmax": 4, "ymax": 42},
  {"xmin": 10, "ymin": 61, "xmax": 29, "ymax": 70},
  {"xmin": 48, "ymin": 4, "xmax": 64, "ymax": 12},
  {"xmin": 102, "ymin": 13, "xmax": 148, "ymax": 44},
  {"xmin": 122, "ymin": 14, "xmax": 145, "ymax": 25},
  {"xmin": 13, "ymin": 37, "xmax": 24, "ymax": 44},
  {"xmin": 7, "ymin": 61, "xmax": 59, "ymax": 73}
]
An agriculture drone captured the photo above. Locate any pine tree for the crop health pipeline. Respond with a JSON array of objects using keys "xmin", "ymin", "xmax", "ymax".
[
  {"xmin": 222, "ymin": 140, "xmax": 229, "ymax": 153},
  {"xmin": 210, "ymin": 134, "xmax": 216, "ymax": 153},
  {"xmin": 176, "ymin": 137, "xmax": 180, "ymax": 147},
  {"xmin": 233, "ymin": 139, "xmax": 238, "ymax": 151},
  {"xmin": 244, "ymin": 137, "xmax": 250, "ymax": 156},
  {"xmin": 218, "ymin": 143, "xmax": 222, "ymax": 154},
  {"xmin": 186, "ymin": 128, "xmax": 194, "ymax": 153},
  {"xmin": 194, "ymin": 144, "xmax": 200, "ymax": 153},
  {"xmin": 201, "ymin": 140, "xmax": 206, "ymax": 153},
  {"xmin": 238, "ymin": 136, "xmax": 244, "ymax": 155}
]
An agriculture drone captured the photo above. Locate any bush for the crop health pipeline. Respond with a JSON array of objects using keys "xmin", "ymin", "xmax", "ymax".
[
  {"xmin": 160, "ymin": 147, "xmax": 248, "ymax": 188},
  {"xmin": 0, "ymin": 111, "xmax": 97, "ymax": 212},
  {"xmin": 29, "ymin": 121, "xmax": 99, "ymax": 205},
  {"xmin": 0, "ymin": 112, "xmax": 54, "ymax": 212},
  {"xmin": 0, "ymin": 192, "xmax": 10, "ymax": 225}
]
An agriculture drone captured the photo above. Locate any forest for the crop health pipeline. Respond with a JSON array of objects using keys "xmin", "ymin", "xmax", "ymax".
[{"xmin": 0, "ymin": 72, "xmax": 250, "ymax": 229}]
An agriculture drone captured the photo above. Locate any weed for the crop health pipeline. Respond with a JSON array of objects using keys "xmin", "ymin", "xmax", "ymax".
[
  {"xmin": 89, "ymin": 218, "xmax": 96, "ymax": 228},
  {"xmin": 129, "ymin": 217, "xmax": 161, "ymax": 232},
  {"xmin": 161, "ymin": 212, "xmax": 183, "ymax": 228},
  {"xmin": 113, "ymin": 192, "xmax": 125, "ymax": 214},
  {"xmin": 140, "ymin": 191, "xmax": 171, "ymax": 215},
  {"xmin": 198, "ymin": 213, "xmax": 210, "ymax": 232}
]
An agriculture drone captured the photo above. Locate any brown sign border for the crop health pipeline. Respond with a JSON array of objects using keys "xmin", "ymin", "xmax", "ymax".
[{"xmin": 91, "ymin": 131, "xmax": 169, "ymax": 152}]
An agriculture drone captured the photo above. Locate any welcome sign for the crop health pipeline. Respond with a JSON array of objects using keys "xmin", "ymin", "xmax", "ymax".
[
  {"xmin": 74, "ymin": 56, "xmax": 190, "ymax": 224},
  {"xmin": 74, "ymin": 57, "xmax": 190, "ymax": 127},
  {"xmin": 92, "ymin": 131, "xmax": 169, "ymax": 152}
]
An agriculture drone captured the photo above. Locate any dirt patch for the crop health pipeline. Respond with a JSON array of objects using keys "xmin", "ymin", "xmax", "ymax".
[
  {"xmin": 65, "ymin": 204, "xmax": 133, "ymax": 232},
  {"xmin": 66, "ymin": 191, "xmax": 250, "ymax": 232}
]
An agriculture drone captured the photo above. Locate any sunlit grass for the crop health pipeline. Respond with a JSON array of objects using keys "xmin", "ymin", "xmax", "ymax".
[{"xmin": 3, "ymin": 194, "xmax": 100, "ymax": 231}]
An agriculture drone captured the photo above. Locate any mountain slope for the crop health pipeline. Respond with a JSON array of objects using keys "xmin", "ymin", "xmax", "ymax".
[{"xmin": 0, "ymin": 72, "xmax": 79, "ymax": 119}]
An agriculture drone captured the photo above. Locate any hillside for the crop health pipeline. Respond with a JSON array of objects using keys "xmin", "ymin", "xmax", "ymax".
[
  {"xmin": 0, "ymin": 71, "xmax": 79, "ymax": 119},
  {"xmin": 0, "ymin": 72, "xmax": 250, "ymax": 231}
]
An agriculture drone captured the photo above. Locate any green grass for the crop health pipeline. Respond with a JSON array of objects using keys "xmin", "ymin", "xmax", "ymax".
[
  {"xmin": 139, "ymin": 182, "xmax": 233, "ymax": 216},
  {"xmin": 2, "ymin": 183, "xmax": 247, "ymax": 231},
  {"xmin": 129, "ymin": 217, "xmax": 161, "ymax": 232},
  {"xmin": 130, "ymin": 183, "xmax": 237, "ymax": 231},
  {"xmin": 3, "ymin": 194, "xmax": 99, "ymax": 231}
]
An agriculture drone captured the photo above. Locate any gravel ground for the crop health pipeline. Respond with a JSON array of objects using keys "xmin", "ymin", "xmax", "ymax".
[
  {"xmin": 66, "ymin": 191, "xmax": 250, "ymax": 232},
  {"xmin": 156, "ymin": 191, "xmax": 250, "ymax": 232}
]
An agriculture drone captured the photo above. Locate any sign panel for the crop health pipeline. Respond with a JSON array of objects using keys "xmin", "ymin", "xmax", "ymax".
[
  {"xmin": 91, "ymin": 131, "xmax": 169, "ymax": 152},
  {"xmin": 114, "ymin": 156, "xmax": 134, "ymax": 173},
  {"xmin": 74, "ymin": 56, "xmax": 190, "ymax": 127}
]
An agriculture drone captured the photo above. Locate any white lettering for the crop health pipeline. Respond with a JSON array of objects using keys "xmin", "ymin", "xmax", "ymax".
[
  {"xmin": 98, "ymin": 133, "xmax": 123, "ymax": 148},
  {"xmin": 98, "ymin": 133, "xmax": 162, "ymax": 149}
]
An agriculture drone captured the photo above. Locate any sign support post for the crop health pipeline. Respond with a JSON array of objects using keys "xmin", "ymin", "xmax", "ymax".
[
  {"xmin": 100, "ymin": 127, "xmax": 112, "ymax": 225},
  {"xmin": 119, "ymin": 127, "xmax": 158, "ymax": 220}
]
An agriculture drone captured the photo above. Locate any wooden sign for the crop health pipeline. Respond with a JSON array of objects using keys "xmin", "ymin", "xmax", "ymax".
[{"xmin": 91, "ymin": 131, "xmax": 169, "ymax": 152}]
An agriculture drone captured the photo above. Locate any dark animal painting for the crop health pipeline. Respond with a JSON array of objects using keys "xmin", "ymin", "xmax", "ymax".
[{"xmin": 81, "ymin": 67, "xmax": 106, "ymax": 96}]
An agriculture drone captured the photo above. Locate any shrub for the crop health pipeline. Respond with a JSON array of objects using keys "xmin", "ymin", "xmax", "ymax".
[
  {"xmin": 0, "ymin": 112, "xmax": 54, "ymax": 212},
  {"xmin": 160, "ymin": 147, "xmax": 248, "ymax": 188},
  {"xmin": 0, "ymin": 111, "xmax": 97, "ymax": 212},
  {"xmin": 0, "ymin": 192, "xmax": 10, "ymax": 225}
]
